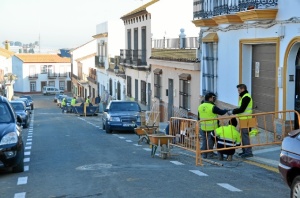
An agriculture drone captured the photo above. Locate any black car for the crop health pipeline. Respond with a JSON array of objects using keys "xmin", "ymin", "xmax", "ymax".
[
  {"xmin": 10, "ymin": 100, "xmax": 30, "ymax": 128},
  {"xmin": 14, "ymin": 98, "xmax": 31, "ymax": 114},
  {"xmin": 102, "ymin": 101, "xmax": 143, "ymax": 133},
  {"xmin": 0, "ymin": 96, "xmax": 24, "ymax": 173},
  {"xmin": 19, "ymin": 95, "xmax": 34, "ymax": 110}
]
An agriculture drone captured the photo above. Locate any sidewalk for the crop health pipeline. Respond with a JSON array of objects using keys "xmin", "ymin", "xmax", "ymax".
[{"xmin": 242, "ymin": 145, "xmax": 281, "ymax": 168}]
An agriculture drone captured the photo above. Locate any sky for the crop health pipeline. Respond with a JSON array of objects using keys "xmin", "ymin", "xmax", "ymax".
[{"xmin": 0, "ymin": 0, "xmax": 149, "ymax": 50}]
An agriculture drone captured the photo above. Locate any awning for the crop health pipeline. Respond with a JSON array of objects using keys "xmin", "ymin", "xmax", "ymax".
[
  {"xmin": 153, "ymin": 68, "xmax": 162, "ymax": 74},
  {"xmin": 179, "ymin": 73, "xmax": 191, "ymax": 81},
  {"xmin": 202, "ymin": 33, "xmax": 218, "ymax": 43}
]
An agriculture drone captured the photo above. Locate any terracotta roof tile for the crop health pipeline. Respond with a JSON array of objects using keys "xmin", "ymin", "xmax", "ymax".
[
  {"xmin": 15, "ymin": 54, "xmax": 70, "ymax": 63},
  {"xmin": 0, "ymin": 48, "xmax": 14, "ymax": 58}
]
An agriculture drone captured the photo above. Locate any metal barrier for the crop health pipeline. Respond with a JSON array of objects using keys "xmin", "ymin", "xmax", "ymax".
[{"xmin": 170, "ymin": 110, "xmax": 300, "ymax": 166}]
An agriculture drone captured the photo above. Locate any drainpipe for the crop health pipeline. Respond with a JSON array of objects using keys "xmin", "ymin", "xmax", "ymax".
[{"xmin": 213, "ymin": 42, "xmax": 218, "ymax": 94}]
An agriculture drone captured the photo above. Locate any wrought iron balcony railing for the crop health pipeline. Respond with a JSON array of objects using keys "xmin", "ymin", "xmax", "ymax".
[
  {"xmin": 47, "ymin": 72, "xmax": 57, "ymax": 79},
  {"xmin": 28, "ymin": 73, "xmax": 38, "ymax": 79},
  {"xmin": 120, "ymin": 49, "xmax": 147, "ymax": 66},
  {"xmin": 193, "ymin": 0, "xmax": 278, "ymax": 19}
]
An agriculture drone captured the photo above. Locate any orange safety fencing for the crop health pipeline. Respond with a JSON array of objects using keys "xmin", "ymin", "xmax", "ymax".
[{"xmin": 169, "ymin": 110, "xmax": 300, "ymax": 166}]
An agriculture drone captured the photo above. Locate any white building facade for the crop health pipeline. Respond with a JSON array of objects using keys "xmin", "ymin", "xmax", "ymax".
[{"xmin": 193, "ymin": 0, "xmax": 300, "ymax": 126}]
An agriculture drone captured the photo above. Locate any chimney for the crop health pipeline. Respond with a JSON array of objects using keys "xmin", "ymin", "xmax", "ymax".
[{"xmin": 5, "ymin": 40, "xmax": 10, "ymax": 51}]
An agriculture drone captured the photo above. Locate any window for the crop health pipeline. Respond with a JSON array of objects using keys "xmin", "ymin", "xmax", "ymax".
[
  {"xmin": 41, "ymin": 65, "xmax": 54, "ymax": 74},
  {"xmin": 59, "ymin": 81, "xmax": 65, "ymax": 90},
  {"xmin": 141, "ymin": 80, "xmax": 146, "ymax": 105},
  {"xmin": 41, "ymin": 65, "xmax": 47, "ymax": 73},
  {"xmin": 29, "ymin": 65, "xmax": 36, "ymax": 77},
  {"xmin": 127, "ymin": 76, "xmax": 132, "ymax": 97},
  {"xmin": 48, "ymin": 81, "xmax": 55, "ymax": 87},
  {"xmin": 202, "ymin": 41, "xmax": 218, "ymax": 95},
  {"xmin": 30, "ymin": 82, "xmax": 36, "ymax": 92},
  {"xmin": 109, "ymin": 78, "xmax": 112, "ymax": 96},
  {"xmin": 179, "ymin": 79, "xmax": 191, "ymax": 111},
  {"xmin": 154, "ymin": 73, "xmax": 161, "ymax": 99}
]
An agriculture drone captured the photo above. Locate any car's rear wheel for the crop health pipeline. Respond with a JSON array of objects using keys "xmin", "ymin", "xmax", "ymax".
[{"xmin": 291, "ymin": 175, "xmax": 300, "ymax": 198}]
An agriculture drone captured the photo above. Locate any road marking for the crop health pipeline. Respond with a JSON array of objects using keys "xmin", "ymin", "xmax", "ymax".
[
  {"xmin": 126, "ymin": 140, "xmax": 133, "ymax": 142},
  {"xmin": 28, "ymin": 133, "xmax": 33, "ymax": 136},
  {"xmin": 118, "ymin": 137, "xmax": 125, "ymax": 139},
  {"xmin": 245, "ymin": 160, "xmax": 279, "ymax": 173},
  {"xmin": 170, "ymin": 161, "xmax": 184, "ymax": 165},
  {"xmin": 189, "ymin": 170, "xmax": 208, "ymax": 176},
  {"xmin": 217, "ymin": 183, "xmax": 242, "ymax": 192},
  {"xmin": 24, "ymin": 165, "xmax": 29, "ymax": 171},
  {"xmin": 133, "ymin": 144, "xmax": 142, "ymax": 146},
  {"xmin": 27, "ymin": 138, "xmax": 32, "ymax": 142},
  {"xmin": 24, "ymin": 151, "xmax": 31, "ymax": 156},
  {"xmin": 26, "ymin": 142, "xmax": 32, "ymax": 145},
  {"xmin": 17, "ymin": 177, "xmax": 28, "ymax": 185},
  {"xmin": 25, "ymin": 146, "xmax": 31, "ymax": 150},
  {"xmin": 28, "ymin": 135, "xmax": 32, "ymax": 138},
  {"xmin": 143, "ymin": 148, "xmax": 152, "ymax": 151},
  {"xmin": 14, "ymin": 192, "xmax": 26, "ymax": 198},
  {"xmin": 24, "ymin": 158, "xmax": 30, "ymax": 163}
]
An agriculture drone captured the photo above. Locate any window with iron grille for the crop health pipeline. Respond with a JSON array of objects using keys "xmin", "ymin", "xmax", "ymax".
[
  {"xmin": 127, "ymin": 76, "xmax": 132, "ymax": 97},
  {"xmin": 141, "ymin": 80, "xmax": 146, "ymax": 105},
  {"xmin": 154, "ymin": 73, "xmax": 161, "ymax": 99},
  {"xmin": 179, "ymin": 79, "xmax": 191, "ymax": 111}
]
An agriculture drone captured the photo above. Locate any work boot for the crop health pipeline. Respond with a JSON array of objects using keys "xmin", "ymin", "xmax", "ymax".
[
  {"xmin": 227, "ymin": 155, "xmax": 233, "ymax": 161},
  {"xmin": 218, "ymin": 153, "xmax": 224, "ymax": 161}
]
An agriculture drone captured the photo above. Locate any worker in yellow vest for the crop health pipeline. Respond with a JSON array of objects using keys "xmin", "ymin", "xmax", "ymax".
[
  {"xmin": 214, "ymin": 118, "xmax": 241, "ymax": 161},
  {"xmin": 198, "ymin": 92, "xmax": 228, "ymax": 159},
  {"xmin": 71, "ymin": 97, "xmax": 76, "ymax": 113},
  {"xmin": 61, "ymin": 97, "xmax": 66, "ymax": 113},
  {"xmin": 229, "ymin": 84, "xmax": 253, "ymax": 158},
  {"xmin": 86, "ymin": 96, "xmax": 91, "ymax": 105}
]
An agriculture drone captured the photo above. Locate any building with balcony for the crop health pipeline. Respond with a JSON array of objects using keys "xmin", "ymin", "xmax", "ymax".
[
  {"xmin": 192, "ymin": 0, "xmax": 300, "ymax": 125},
  {"xmin": 12, "ymin": 54, "xmax": 71, "ymax": 94},
  {"xmin": 70, "ymin": 39, "xmax": 97, "ymax": 101},
  {"xmin": 93, "ymin": 20, "xmax": 125, "ymax": 101},
  {"xmin": 121, "ymin": 0, "xmax": 199, "ymax": 117}
]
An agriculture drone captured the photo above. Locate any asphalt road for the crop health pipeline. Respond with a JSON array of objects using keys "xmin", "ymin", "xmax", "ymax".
[{"xmin": 0, "ymin": 94, "xmax": 290, "ymax": 198}]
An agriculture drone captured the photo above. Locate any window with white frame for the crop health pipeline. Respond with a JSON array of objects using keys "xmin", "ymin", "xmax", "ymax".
[
  {"xmin": 179, "ymin": 78, "xmax": 191, "ymax": 111},
  {"xmin": 30, "ymin": 82, "xmax": 36, "ymax": 92},
  {"xmin": 59, "ymin": 81, "xmax": 65, "ymax": 90},
  {"xmin": 41, "ymin": 65, "xmax": 47, "ymax": 73}
]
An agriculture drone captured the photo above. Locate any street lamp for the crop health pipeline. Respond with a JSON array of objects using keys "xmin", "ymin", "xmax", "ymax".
[{"xmin": 114, "ymin": 59, "xmax": 126, "ymax": 79}]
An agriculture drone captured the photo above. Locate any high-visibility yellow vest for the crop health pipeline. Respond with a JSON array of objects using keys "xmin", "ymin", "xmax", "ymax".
[
  {"xmin": 71, "ymin": 98, "xmax": 76, "ymax": 106},
  {"xmin": 238, "ymin": 93, "xmax": 253, "ymax": 120},
  {"xmin": 86, "ymin": 98, "xmax": 90, "ymax": 104},
  {"xmin": 61, "ymin": 98, "xmax": 66, "ymax": 106},
  {"xmin": 215, "ymin": 125, "xmax": 241, "ymax": 146},
  {"xmin": 198, "ymin": 102, "xmax": 218, "ymax": 131}
]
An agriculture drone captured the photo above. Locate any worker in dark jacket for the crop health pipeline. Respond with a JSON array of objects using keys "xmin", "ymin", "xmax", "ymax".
[
  {"xmin": 198, "ymin": 92, "xmax": 228, "ymax": 159},
  {"xmin": 229, "ymin": 84, "xmax": 253, "ymax": 158}
]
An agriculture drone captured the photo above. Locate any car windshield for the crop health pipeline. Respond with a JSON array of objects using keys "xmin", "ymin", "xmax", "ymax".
[
  {"xmin": 0, "ymin": 103, "xmax": 13, "ymax": 123},
  {"xmin": 109, "ymin": 102, "xmax": 140, "ymax": 111},
  {"xmin": 16, "ymin": 98, "xmax": 29, "ymax": 105},
  {"xmin": 11, "ymin": 103, "xmax": 25, "ymax": 111}
]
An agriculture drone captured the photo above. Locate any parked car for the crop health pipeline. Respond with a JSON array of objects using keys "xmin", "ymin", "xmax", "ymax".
[
  {"xmin": 102, "ymin": 100, "xmax": 143, "ymax": 133},
  {"xmin": 10, "ymin": 100, "xmax": 30, "ymax": 128},
  {"xmin": 57, "ymin": 95, "xmax": 68, "ymax": 107},
  {"xmin": 42, "ymin": 86, "xmax": 64, "ymax": 95},
  {"xmin": 14, "ymin": 98, "xmax": 31, "ymax": 114},
  {"xmin": 54, "ymin": 93, "xmax": 62, "ymax": 103},
  {"xmin": 278, "ymin": 129, "xmax": 300, "ymax": 197},
  {"xmin": 0, "ymin": 96, "xmax": 24, "ymax": 173},
  {"xmin": 19, "ymin": 95, "xmax": 34, "ymax": 110}
]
